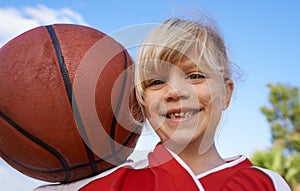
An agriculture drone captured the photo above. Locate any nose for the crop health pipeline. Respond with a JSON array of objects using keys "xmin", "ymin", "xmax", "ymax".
[{"xmin": 164, "ymin": 80, "xmax": 190, "ymax": 102}]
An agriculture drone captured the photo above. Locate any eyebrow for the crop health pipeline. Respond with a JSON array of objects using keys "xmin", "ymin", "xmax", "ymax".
[{"xmin": 175, "ymin": 58, "xmax": 202, "ymax": 72}]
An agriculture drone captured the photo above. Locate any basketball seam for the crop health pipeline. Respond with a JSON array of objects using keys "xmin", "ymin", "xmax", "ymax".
[
  {"xmin": 109, "ymin": 49, "xmax": 129, "ymax": 164},
  {"xmin": 45, "ymin": 25, "xmax": 72, "ymax": 104},
  {"xmin": 0, "ymin": 110, "xmax": 138, "ymax": 180},
  {"xmin": 46, "ymin": 25, "xmax": 99, "ymax": 178},
  {"xmin": 109, "ymin": 49, "xmax": 142, "ymax": 164},
  {"xmin": 114, "ymin": 51, "xmax": 141, "ymax": 159},
  {"xmin": 0, "ymin": 111, "xmax": 71, "ymax": 175}
]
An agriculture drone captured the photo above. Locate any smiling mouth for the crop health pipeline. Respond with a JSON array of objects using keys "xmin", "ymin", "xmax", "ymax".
[{"xmin": 165, "ymin": 109, "xmax": 201, "ymax": 119}]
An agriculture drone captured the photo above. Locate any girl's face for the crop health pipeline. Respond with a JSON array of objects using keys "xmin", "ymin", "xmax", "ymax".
[{"xmin": 142, "ymin": 56, "xmax": 233, "ymax": 152}]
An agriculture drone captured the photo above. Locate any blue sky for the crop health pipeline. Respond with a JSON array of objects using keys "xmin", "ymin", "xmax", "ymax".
[{"xmin": 0, "ymin": 1, "xmax": 299, "ymax": 190}]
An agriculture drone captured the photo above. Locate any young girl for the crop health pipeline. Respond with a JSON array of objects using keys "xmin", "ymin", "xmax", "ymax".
[{"xmin": 35, "ymin": 18, "xmax": 291, "ymax": 191}]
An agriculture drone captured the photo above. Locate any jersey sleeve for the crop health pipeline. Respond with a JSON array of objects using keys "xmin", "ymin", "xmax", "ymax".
[
  {"xmin": 252, "ymin": 167, "xmax": 292, "ymax": 191},
  {"xmin": 221, "ymin": 167, "xmax": 291, "ymax": 191}
]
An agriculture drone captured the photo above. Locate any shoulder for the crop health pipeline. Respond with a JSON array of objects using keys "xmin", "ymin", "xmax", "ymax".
[
  {"xmin": 252, "ymin": 166, "xmax": 292, "ymax": 191},
  {"xmin": 198, "ymin": 156, "xmax": 291, "ymax": 191},
  {"xmin": 222, "ymin": 166, "xmax": 291, "ymax": 191}
]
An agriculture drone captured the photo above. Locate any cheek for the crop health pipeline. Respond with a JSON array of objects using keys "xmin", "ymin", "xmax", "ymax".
[
  {"xmin": 144, "ymin": 92, "xmax": 167, "ymax": 130},
  {"xmin": 198, "ymin": 80, "xmax": 226, "ymax": 106},
  {"xmin": 193, "ymin": 84, "xmax": 212, "ymax": 105},
  {"xmin": 143, "ymin": 91, "xmax": 153, "ymax": 116},
  {"xmin": 144, "ymin": 93, "xmax": 163, "ymax": 118}
]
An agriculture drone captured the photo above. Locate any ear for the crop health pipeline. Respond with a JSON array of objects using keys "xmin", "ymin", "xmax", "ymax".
[{"xmin": 223, "ymin": 79, "xmax": 234, "ymax": 110}]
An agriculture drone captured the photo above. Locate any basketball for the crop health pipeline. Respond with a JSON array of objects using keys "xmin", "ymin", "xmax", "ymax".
[{"xmin": 0, "ymin": 24, "xmax": 141, "ymax": 183}]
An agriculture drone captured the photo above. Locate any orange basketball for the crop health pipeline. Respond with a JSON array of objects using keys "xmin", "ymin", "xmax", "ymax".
[{"xmin": 0, "ymin": 24, "xmax": 141, "ymax": 183}]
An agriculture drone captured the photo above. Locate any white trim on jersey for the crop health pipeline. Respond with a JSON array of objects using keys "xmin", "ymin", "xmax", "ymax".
[
  {"xmin": 195, "ymin": 155, "xmax": 247, "ymax": 179},
  {"xmin": 166, "ymin": 148, "xmax": 205, "ymax": 191},
  {"xmin": 34, "ymin": 151, "xmax": 291, "ymax": 191},
  {"xmin": 252, "ymin": 167, "xmax": 291, "ymax": 191}
]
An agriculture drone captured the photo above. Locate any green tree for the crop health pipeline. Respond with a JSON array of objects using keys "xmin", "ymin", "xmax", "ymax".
[{"xmin": 251, "ymin": 83, "xmax": 300, "ymax": 190}]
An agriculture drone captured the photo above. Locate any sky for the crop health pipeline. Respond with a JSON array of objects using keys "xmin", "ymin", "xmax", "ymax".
[{"xmin": 0, "ymin": 0, "xmax": 299, "ymax": 190}]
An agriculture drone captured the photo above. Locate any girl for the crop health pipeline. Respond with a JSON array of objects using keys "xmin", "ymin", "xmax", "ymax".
[
  {"xmin": 35, "ymin": 17, "xmax": 291, "ymax": 191},
  {"xmin": 130, "ymin": 17, "xmax": 291, "ymax": 191}
]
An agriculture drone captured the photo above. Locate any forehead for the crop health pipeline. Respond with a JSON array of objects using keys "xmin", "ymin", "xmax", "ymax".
[
  {"xmin": 137, "ymin": 42, "xmax": 223, "ymax": 80},
  {"xmin": 140, "ymin": 56, "xmax": 211, "ymax": 75},
  {"xmin": 174, "ymin": 57, "xmax": 201, "ymax": 71}
]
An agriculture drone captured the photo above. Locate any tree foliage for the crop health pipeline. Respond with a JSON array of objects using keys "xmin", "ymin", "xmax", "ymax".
[{"xmin": 251, "ymin": 83, "xmax": 300, "ymax": 190}]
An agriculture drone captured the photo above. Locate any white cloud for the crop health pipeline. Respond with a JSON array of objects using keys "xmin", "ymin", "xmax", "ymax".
[{"xmin": 0, "ymin": 4, "xmax": 87, "ymax": 46}]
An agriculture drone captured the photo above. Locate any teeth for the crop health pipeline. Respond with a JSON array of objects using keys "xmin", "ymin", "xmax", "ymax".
[{"xmin": 167, "ymin": 111, "xmax": 195, "ymax": 119}]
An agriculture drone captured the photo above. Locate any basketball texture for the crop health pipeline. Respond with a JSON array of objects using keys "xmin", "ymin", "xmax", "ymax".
[{"xmin": 0, "ymin": 24, "xmax": 141, "ymax": 183}]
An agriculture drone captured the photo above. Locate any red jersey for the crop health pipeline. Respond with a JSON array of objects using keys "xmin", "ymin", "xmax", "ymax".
[{"xmin": 35, "ymin": 144, "xmax": 291, "ymax": 191}]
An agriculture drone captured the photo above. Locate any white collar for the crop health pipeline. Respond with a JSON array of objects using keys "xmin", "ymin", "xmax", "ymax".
[{"xmin": 196, "ymin": 155, "xmax": 247, "ymax": 179}]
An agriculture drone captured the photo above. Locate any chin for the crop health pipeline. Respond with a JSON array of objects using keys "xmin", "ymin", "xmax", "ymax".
[{"xmin": 163, "ymin": 134, "xmax": 198, "ymax": 150}]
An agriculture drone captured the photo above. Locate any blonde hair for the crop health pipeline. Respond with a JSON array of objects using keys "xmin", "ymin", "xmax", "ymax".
[{"xmin": 134, "ymin": 17, "xmax": 232, "ymax": 123}]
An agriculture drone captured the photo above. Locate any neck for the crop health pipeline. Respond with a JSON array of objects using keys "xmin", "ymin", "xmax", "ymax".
[{"xmin": 167, "ymin": 141, "xmax": 225, "ymax": 175}]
